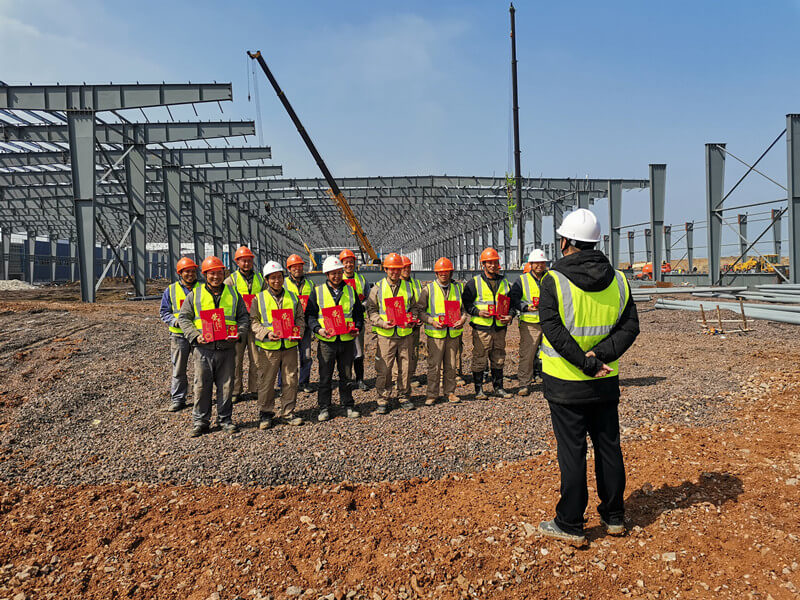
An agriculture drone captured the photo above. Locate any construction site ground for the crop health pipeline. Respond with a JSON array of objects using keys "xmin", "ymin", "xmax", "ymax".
[{"xmin": 0, "ymin": 281, "xmax": 798, "ymax": 599}]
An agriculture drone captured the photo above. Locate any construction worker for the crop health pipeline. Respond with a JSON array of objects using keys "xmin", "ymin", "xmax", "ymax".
[
  {"xmin": 536, "ymin": 208, "xmax": 639, "ymax": 545},
  {"xmin": 401, "ymin": 255, "xmax": 424, "ymax": 388},
  {"xmin": 159, "ymin": 256, "xmax": 201, "ymax": 412},
  {"xmin": 306, "ymin": 256, "xmax": 364, "ymax": 421},
  {"xmin": 283, "ymin": 254, "xmax": 315, "ymax": 393},
  {"xmin": 365, "ymin": 252, "xmax": 418, "ymax": 413},
  {"xmin": 224, "ymin": 246, "xmax": 264, "ymax": 403},
  {"xmin": 178, "ymin": 256, "xmax": 250, "ymax": 437},
  {"xmin": 462, "ymin": 247, "xmax": 514, "ymax": 399},
  {"xmin": 415, "ymin": 257, "xmax": 468, "ymax": 405},
  {"xmin": 339, "ymin": 249, "xmax": 371, "ymax": 390},
  {"xmin": 509, "ymin": 248, "xmax": 548, "ymax": 396},
  {"xmin": 250, "ymin": 261, "xmax": 305, "ymax": 430}
]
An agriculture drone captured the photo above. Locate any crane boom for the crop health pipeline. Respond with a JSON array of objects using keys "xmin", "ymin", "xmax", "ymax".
[{"xmin": 247, "ymin": 50, "xmax": 379, "ymax": 263}]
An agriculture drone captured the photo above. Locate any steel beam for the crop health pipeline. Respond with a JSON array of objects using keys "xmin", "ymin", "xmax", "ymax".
[
  {"xmin": 738, "ymin": 214, "xmax": 748, "ymax": 260},
  {"xmin": 125, "ymin": 143, "xmax": 147, "ymax": 296},
  {"xmin": 686, "ymin": 222, "xmax": 694, "ymax": 272},
  {"xmin": 787, "ymin": 114, "xmax": 800, "ymax": 283},
  {"xmin": 772, "ymin": 208, "xmax": 782, "ymax": 258},
  {"xmin": 608, "ymin": 180, "xmax": 622, "ymax": 269},
  {"xmin": 628, "ymin": 230, "xmax": 635, "ymax": 267},
  {"xmin": 648, "ymin": 164, "xmax": 666, "ymax": 282},
  {"xmin": 706, "ymin": 143, "xmax": 726, "ymax": 284}
]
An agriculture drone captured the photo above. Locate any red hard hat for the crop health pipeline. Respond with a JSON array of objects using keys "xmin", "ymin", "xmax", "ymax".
[
  {"xmin": 234, "ymin": 246, "xmax": 255, "ymax": 261},
  {"xmin": 480, "ymin": 247, "xmax": 500, "ymax": 263},
  {"xmin": 201, "ymin": 256, "xmax": 225, "ymax": 273},
  {"xmin": 176, "ymin": 256, "xmax": 199, "ymax": 274},
  {"xmin": 286, "ymin": 254, "xmax": 305, "ymax": 268},
  {"xmin": 434, "ymin": 257, "xmax": 453, "ymax": 272},
  {"xmin": 383, "ymin": 252, "xmax": 404, "ymax": 268},
  {"xmin": 339, "ymin": 249, "xmax": 356, "ymax": 261},
  {"xmin": 401, "ymin": 255, "xmax": 412, "ymax": 267}
]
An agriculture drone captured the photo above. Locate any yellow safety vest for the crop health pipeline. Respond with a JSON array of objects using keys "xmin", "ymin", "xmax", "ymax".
[
  {"xmin": 540, "ymin": 270, "xmax": 630, "ymax": 381},
  {"xmin": 285, "ymin": 276, "xmax": 314, "ymax": 300},
  {"xmin": 254, "ymin": 289, "xmax": 300, "ymax": 351},
  {"xmin": 315, "ymin": 283, "xmax": 356, "ymax": 342},
  {"xmin": 518, "ymin": 272, "xmax": 544, "ymax": 324},
  {"xmin": 167, "ymin": 281, "xmax": 200, "ymax": 334},
  {"xmin": 405, "ymin": 277, "xmax": 422, "ymax": 302},
  {"xmin": 470, "ymin": 275, "xmax": 511, "ymax": 328},
  {"xmin": 373, "ymin": 278, "xmax": 413, "ymax": 338},
  {"xmin": 191, "ymin": 284, "xmax": 239, "ymax": 333},
  {"xmin": 231, "ymin": 270, "xmax": 264, "ymax": 295},
  {"xmin": 344, "ymin": 271, "xmax": 367, "ymax": 299},
  {"xmin": 423, "ymin": 282, "xmax": 463, "ymax": 339}
]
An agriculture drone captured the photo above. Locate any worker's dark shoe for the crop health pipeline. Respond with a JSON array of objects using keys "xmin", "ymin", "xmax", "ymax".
[
  {"xmin": 166, "ymin": 401, "xmax": 186, "ymax": 412},
  {"xmin": 231, "ymin": 394, "xmax": 240, "ymax": 404},
  {"xmin": 537, "ymin": 520, "xmax": 586, "ymax": 546},
  {"xmin": 346, "ymin": 407, "xmax": 361, "ymax": 419},
  {"xmin": 600, "ymin": 517, "xmax": 626, "ymax": 536},
  {"xmin": 473, "ymin": 371, "xmax": 488, "ymax": 400},
  {"xmin": 302, "ymin": 385, "xmax": 314, "ymax": 394},
  {"xmin": 317, "ymin": 408, "xmax": 331, "ymax": 422},
  {"xmin": 400, "ymin": 399, "xmax": 415, "ymax": 411},
  {"xmin": 189, "ymin": 424, "xmax": 208, "ymax": 438},
  {"xmin": 491, "ymin": 369, "xmax": 512, "ymax": 398},
  {"xmin": 220, "ymin": 421, "xmax": 239, "ymax": 434},
  {"xmin": 356, "ymin": 379, "xmax": 368, "ymax": 391},
  {"xmin": 258, "ymin": 412, "xmax": 273, "ymax": 430},
  {"xmin": 376, "ymin": 404, "xmax": 389, "ymax": 415},
  {"xmin": 517, "ymin": 386, "xmax": 530, "ymax": 397}
]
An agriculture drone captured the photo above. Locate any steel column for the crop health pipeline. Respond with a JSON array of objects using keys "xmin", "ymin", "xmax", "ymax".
[
  {"xmin": 69, "ymin": 240, "xmax": 76, "ymax": 281},
  {"xmin": 2, "ymin": 230, "xmax": 9, "ymax": 280},
  {"xmin": 532, "ymin": 198, "xmax": 543, "ymax": 248},
  {"xmin": 628, "ymin": 231, "xmax": 635, "ymax": 267},
  {"xmin": 738, "ymin": 214, "xmax": 748, "ymax": 260},
  {"xmin": 552, "ymin": 201, "xmax": 564, "ymax": 248},
  {"xmin": 211, "ymin": 191, "xmax": 224, "ymax": 258},
  {"xmin": 67, "ymin": 111, "xmax": 96, "ymax": 302},
  {"xmin": 664, "ymin": 225, "xmax": 672, "ymax": 264},
  {"xmin": 124, "ymin": 143, "xmax": 147, "ymax": 297},
  {"xmin": 649, "ymin": 164, "xmax": 666, "ymax": 282},
  {"xmin": 503, "ymin": 222, "xmax": 511, "ymax": 267},
  {"xmin": 706, "ymin": 143, "xmax": 726, "ymax": 284},
  {"xmin": 686, "ymin": 222, "xmax": 694, "ymax": 272},
  {"xmin": 190, "ymin": 182, "xmax": 206, "ymax": 261},
  {"xmin": 50, "ymin": 236, "xmax": 57, "ymax": 282},
  {"xmin": 577, "ymin": 191, "xmax": 589, "ymax": 210},
  {"xmin": 603, "ymin": 235, "xmax": 610, "ymax": 258},
  {"xmin": 226, "ymin": 202, "xmax": 238, "ymax": 269},
  {"xmin": 26, "ymin": 231, "xmax": 35, "ymax": 285},
  {"xmin": 608, "ymin": 180, "xmax": 622, "ymax": 269},
  {"xmin": 163, "ymin": 165, "xmax": 182, "ymax": 282},
  {"xmin": 786, "ymin": 114, "xmax": 800, "ymax": 283},
  {"xmin": 644, "ymin": 229, "xmax": 653, "ymax": 263},
  {"xmin": 772, "ymin": 208, "xmax": 782, "ymax": 258}
]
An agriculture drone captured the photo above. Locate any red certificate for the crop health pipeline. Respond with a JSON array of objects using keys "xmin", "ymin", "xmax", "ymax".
[
  {"xmin": 199, "ymin": 308, "xmax": 227, "ymax": 342},
  {"xmin": 321, "ymin": 305, "xmax": 349, "ymax": 336},
  {"xmin": 496, "ymin": 293, "xmax": 511, "ymax": 317},
  {"xmin": 271, "ymin": 308, "xmax": 300, "ymax": 339},
  {"xmin": 226, "ymin": 324, "xmax": 238, "ymax": 339},
  {"xmin": 530, "ymin": 297, "xmax": 540, "ymax": 309},
  {"xmin": 298, "ymin": 295, "xmax": 309, "ymax": 312},
  {"xmin": 384, "ymin": 296, "xmax": 409, "ymax": 326},
  {"xmin": 442, "ymin": 300, "xmax": 461, "ymax": 327},
  {"xmin": 242, "ymin": 294, "xmax": 256, "ymax": 311}
]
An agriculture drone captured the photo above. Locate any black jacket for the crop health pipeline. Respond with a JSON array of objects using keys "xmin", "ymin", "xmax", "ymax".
[
  {"xmin": 539, "ymin": 250, "xmax": 640, "ymax": 405},
  {"xmin": 462, "ymin": 273, "xmax": 517, "ymax": 332}
]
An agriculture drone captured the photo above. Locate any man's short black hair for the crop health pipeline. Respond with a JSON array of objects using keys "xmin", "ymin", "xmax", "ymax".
[{"xmin": 563, "ymin": 237, "xmax": 597, "ymax": 251}]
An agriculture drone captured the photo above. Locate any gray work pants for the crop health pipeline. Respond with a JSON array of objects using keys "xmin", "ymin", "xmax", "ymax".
[
  {"xmin": 170, "ymin": 334, "xmax": 192, "ymax": 404},
  {"xmin": 192, "ymin": 345, "xmax": 235, "ymax": 426}
]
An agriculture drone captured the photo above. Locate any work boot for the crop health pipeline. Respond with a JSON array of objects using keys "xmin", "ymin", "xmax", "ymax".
[
  {"xmin": 473, "ymin": 371, "xmax": 488, "ymax": 400},
  {"xmin": 376, "ymin": 403, "xmax": 389, "ymax": 415},
  {"xmin": 166, "ymin": 401, "xmax": 185, "ymax": 412},
  {"xmin": 517, "ymin": 386, "xmax": 530, "ymax": 397},
  {"xmin": 302, "ymin": 385, "xmax": 314, "ymax": 394},
  {"xmin": 317, "ymin": 408, "xmax": 331, "ymax": 422},
  {"xmin": 600, "ymin": 517, "xmax": 626, "ymax": 536},
  {"xmin": 447, "ymin": 393, "xmax": 460, "ymax": 404},
  {"xmin": 231, "ymin": 394, "xmax": 240, "ymax": 404},
  {"xmin": 259, "ymin": 412, "xmax": 273, "ymax": 430},
  {"xmin": 455, "ymin": 376, "xmax": 467, "ymax": 386},
  {"xmin": 220, "ymin": 421, "xmax": 239, "ymax": 434},
  {"xmin": 357, "ymin": 380, "xmax": 368, "ymax": 391},
  {"xmin": 400, "ymin": 398, "xmax": 415, "ymax": 411},
  {"xmin": 189, "ymin": 424, "xmax": 208, "ymax": 438},
  {"xmin": 285, "ymin": 415, "xmax": 304, "ymax": 426},
  {"xmin": 346, "ymin": 406, "xmax": 361, "ymax": 419},
  {"xmin": 537, "ymin": 520, "xmax": 586, "ymax": 546},
  {"xmin": 491, "ymin": 369, "xmax": 512, "ymax": 399},
  {"xmin": 424, "ymin": 396, "xmax": 437, "ymax": 406}
]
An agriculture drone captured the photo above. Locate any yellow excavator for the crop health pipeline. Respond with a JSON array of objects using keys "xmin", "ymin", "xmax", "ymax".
[{"xmin": 248, "ymin": 50, "xmax": 380, "ymax": 264}]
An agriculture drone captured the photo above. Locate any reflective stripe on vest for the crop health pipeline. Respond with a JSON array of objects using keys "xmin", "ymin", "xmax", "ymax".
[
  {"xmin": 469, "ymin": 275, "xmax": 511, "ymax": 327},
  {"xmin": 540, "ymin": 270, "xmax": 629, "ymax": 381},
  {"xmin": 423, "ymin": 282, "xmax": 463, "ymax": 338},
  {"xmin": 315, "ymin": 284, "xmax": 356, "ymax": 342},
  {"xmin": 285, "ymin": 277, "xmax": 314, "ymax": 299},
  {"xmin": 168, "ymin": 281, "xmax": 200, "ymax": 334},
  {"xmin": 519, "ymin": 272, "xmax": 542, "ymax": 324},
  {"xmin": 231, "ymin": 270, "xmax": 264, "ymax": 295},
  {"xmin": 407, "ymin": 278, "xmax": 422, "ymax": 302},
  {"xmin": 254, "ymin": 289, "xmax": 299, "ymax": 350},
  {"xmin": 192, "ymin": 284, "xmax": 239, "ymax": 331},
  {"xmin": 374, "ymin": 278, "xmax": 413, "ymax": 337}
]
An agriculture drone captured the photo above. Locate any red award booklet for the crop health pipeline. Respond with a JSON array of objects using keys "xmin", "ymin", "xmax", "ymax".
[
  {"xmin": 442, "ymin": 300, "xmax": 461, "ymax": 327},
  {"xmin": 530, "ymin": 297, "xmax": 540, "ymax": 309},
  {"xmin": 496, "ymin": 293, "xmax": 511, "ymax": 317},
  {"xmin": 272, "ymin": 308, "xmax": 300, "ymax": 340},
  {"xmin": 384, "ymin": 296, "xmax": 409, "ymax": 326},
  {"xmin": 226, "ymin": 324, "xmax": 238, "ymax": 339},
  {"xmin": 199, "ymin": 308, "xmax": 227, "ymax": 342},
  {"xmin": 321, "ymin": 305, "xmax": 349, "ymax": 336},
  {"xmin": 242, "ymin": 294, "xmax": 256, "ymax": 312},
  {"xmin": 298, "ymin": 295, "xmax": 309, "ymax": 312}
]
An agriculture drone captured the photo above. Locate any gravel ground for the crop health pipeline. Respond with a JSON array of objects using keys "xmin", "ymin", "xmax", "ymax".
[
  {"xmin": 0, "ymin": 279, "xmax": 35, "ymax": 291},
  {"xmin": 1, "ymin": 293, "xmax": 798, "ymax": 487}
]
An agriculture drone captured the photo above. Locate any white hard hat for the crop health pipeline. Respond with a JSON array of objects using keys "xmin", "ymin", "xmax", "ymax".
[
  {"xmin": 556, "ymin": 208, "xmax": 601, "ymax": 243},
  {"xmin": 527, "ymin": 248, "xmax": 547, "ymax": 263},
  {"xmin": 322, "ymin": 256, "xmax": 345, "ymax": 274},
  {"xmin": 262, "ymin": 260, "xmax": 283, "ymax": 277}
]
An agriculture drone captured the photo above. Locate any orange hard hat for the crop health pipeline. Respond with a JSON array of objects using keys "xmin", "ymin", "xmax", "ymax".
[
  {"xmin": 201, "ymin": 256, "xmax": 225, "ymax": 273},
  {"xmin": 480, "ymin": 247, "xmax": 500, "ymax": 263},
  {"xmin": 234, "ymin": 246, "xmax": 255, "ymax": 261},
  {"xmin": 339, "ymin": 249, "xmax": 356, "ymax": 261},
  {"xmin": 383, "ymin": 252, "xmax": 404, "ymax": 269},
  {"xmin": 401, "ymin": 255, "xmax": 412, "ymax": 267},
  {"xmin": 523, "ymin": 263, "xmax": 531, "ymax": 273},
  {"xmin": 176, "ymin": 256, "xmax": 199, "ymax": 274},
  {"xmin": 434, "ymin": 257, "xmax": 453, "ymax": 272},
  {"xmin": 286, "ymin": 254, "xmax": 305, "ymax": 268}
]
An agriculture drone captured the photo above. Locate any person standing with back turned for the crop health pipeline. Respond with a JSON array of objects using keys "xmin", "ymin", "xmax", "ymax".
[{"xmin": 536, "ymin": 208, "xmax": 640, "ymax": 545}]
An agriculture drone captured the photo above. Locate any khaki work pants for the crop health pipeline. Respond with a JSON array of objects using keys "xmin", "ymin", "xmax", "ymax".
[
  {"xmin": 234, "ymin": 331, "xmax": 259, "ymax": 396},
  {"xmin": 256, "ymin": 346, "xmax": 298, "ymax": 418},
  {"xmin": 375, "ymin": 335, "xmax": 412, "ymax": 403},
  {"xmin": 518, "ymin": 321, "xmax": 543, "ymax": 387},
  {"xmin": 426, "ymin": 334, "xmax": 460, "ymax": 398},
  {"xmin": 471, "ymin": 327, "xmax": 507, "ymax": 372}
]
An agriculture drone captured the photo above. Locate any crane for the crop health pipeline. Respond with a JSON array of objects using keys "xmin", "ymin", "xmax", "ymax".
[{"xmin": 247, "ymin": 50, "xmax": 380, "ymax": 264}]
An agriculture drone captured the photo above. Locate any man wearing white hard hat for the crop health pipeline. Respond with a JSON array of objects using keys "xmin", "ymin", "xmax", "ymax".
[
  {"xmin": 306, "ymin": 256, "xmax": 366, "ymax": 421},
  {"xmin": 509, "ymin": 248, "xmax": 548, "ymax": 395},
  {"xmin": 249, "ymin": 260, "xmax": 306, "ymax": 430},
  {"xmin": 536, "ymin": 208, "xmax": 640, "ymax": 546}
]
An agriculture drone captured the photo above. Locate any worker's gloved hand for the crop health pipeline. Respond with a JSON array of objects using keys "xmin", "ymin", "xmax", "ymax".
[{"xmin": 477, "ymin": 310, "xmax": 493, "ymax": 318}]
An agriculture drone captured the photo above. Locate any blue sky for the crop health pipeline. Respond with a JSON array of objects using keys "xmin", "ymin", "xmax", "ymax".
[{"xmin": 1, "ymin": 0, "xmax": 798, "ymax": 258}]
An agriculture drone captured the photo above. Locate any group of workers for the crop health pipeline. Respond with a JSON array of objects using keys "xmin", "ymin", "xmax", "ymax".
[{"xmin": 159, "ymin": 207, "xmax": 640, "ymax": 543}]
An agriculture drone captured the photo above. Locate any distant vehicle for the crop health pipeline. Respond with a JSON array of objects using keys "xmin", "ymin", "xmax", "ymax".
[{"xmin": 634, "ymin": 261, "xmax": 671, "ymax": 280}]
